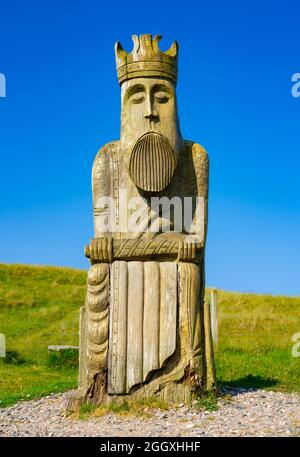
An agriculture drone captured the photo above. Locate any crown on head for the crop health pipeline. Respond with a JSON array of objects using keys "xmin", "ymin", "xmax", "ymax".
[{"xmin": 115, "ymin": 34, "xmax": 178, "ymax": 85}]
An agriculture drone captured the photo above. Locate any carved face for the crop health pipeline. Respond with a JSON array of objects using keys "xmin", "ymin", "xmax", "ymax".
[{"xmin": 120, "ymin": 77, "xmax": 181, "ymax": 192}]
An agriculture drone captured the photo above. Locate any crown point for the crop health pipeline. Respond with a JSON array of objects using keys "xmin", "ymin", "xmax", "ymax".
[
  {"xmin": 115, "ymin": 41, "xmax": 126, "ymax": 56},
  {"xmin": 115, "ymin": 41, "xmax": 122, "ymax": 51},
  {"xmin": 165, "ymin": 40, "xmax": 178, "ymax": 58},
  {"xmin": 115, "ymin": 41, "xmax": 128, "ymax": 68},
  {"xmin": 131, "ymin": 35, "xmax": 140, "ymax": 53}
]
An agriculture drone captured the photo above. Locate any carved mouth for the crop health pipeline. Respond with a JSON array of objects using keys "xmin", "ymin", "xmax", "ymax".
[{"xmin": 128, "ymin": 132, "xmax": 176, "ymax": 192}]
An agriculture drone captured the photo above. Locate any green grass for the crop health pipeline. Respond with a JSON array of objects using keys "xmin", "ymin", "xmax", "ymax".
[
  {"xmin": 193, "ymin": 389, "xmax": 218, "ymax": 411},
  {"xmin": 0, "ymin": 263, "xmax": 86, "ymax": 407},
  {"xmin": 46, "ymin": 348, "xmax": 79, "ymax": 369},
  {"xmin": 75, "ymin": 397, "xmax": 170, "ymax": 420},
  {"xmin": 206, "ymin": 289, "xmax": 300, "ymax": 392},
  {"xmin": 0, "ymin": 263, "xmax": 299, "ymax": 408},
  {"xmin": 0, "ymin": 363, "xmax": 77, "ymax": 407}
]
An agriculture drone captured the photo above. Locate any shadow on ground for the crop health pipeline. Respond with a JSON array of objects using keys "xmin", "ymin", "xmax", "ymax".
[{"xmin": 218, "ymin": 374, "xmax": 279, "ymax": 393}]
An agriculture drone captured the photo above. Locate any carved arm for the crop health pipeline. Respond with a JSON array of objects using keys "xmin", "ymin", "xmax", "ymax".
[{"xmin": 85, "ymin": 237, "xmax": 203, "ymax": 263}]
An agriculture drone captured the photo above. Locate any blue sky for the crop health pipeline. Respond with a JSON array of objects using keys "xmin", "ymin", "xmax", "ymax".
[{"xmin": 0, "ymin": 0, "xmax": 299, "ymax": 295}]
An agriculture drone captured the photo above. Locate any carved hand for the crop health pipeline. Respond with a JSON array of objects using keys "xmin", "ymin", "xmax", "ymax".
[{"xmin": 85, "ymin": 238, "xmax": 113, "ymax": 263}]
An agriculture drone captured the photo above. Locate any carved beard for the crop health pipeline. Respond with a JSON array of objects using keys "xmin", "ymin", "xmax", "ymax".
[{"xmin": 128, "ymin": 132, "xmax": 177, "ymax": 192}]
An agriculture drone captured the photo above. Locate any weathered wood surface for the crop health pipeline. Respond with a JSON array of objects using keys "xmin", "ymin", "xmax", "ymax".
[
  {"xmin": 143, "ymin": 262, "xmax": 160, "ymax": 379},
  {"xmin": 204, "ymin": 300, "xmax": 217, "ymax": 388},
  {"xmin": 108, "ymin": 261, "xmax": 128, "ymax": 394},
  {"xmin": 159, "ymin": 263, "xmax": 177, "ymax": 366},
  {"xmin": 210, "ymin": 288, "xmax": 218, "ymax": 346},
  {"xmin": 48, "ymin": 345, "xmax": 79, "ymax": 352},
  {"xmin": 108, "ymin": 261, "xmax": 177, "ymax": 395}
]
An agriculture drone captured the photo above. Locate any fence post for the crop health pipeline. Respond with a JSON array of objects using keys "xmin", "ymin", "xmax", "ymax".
[
  {"xmin": 210, "ymin": 288, "xmax": 218, "ymax": 347},
  {"xmin": 0, "ymin": 333, "xmax": 6, "ymax": 357}
]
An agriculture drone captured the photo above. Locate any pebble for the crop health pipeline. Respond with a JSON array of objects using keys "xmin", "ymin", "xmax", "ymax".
[{"xmin": 0, "ymin": 389, "xmax": 299, "ymax": 437}]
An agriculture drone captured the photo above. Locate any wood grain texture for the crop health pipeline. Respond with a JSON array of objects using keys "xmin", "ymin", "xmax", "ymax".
[
  {"xmin": 204, "ymin": 300, "xmax": 217, "ymax": 388},
  {"xmin": 107, "ymin": 261, "xmax": 178, "ymax": 394},
  {"xmin": 159, "ymin": 263, "xmax": 177, "ymax": 366},
  {"xmin": 143, "ymin": 262, "xmax": 160, "ymax": 380},
  {"xmin": 126, "ymin": 262, "xmax": 144, "ymax": 392},
  {"xmin": 108, "ymin": 261, "xmax": 128, "ymax": 394},
  {"xmin": 85, "ymin": 264, "xmax": 109, "ymax": 386}
]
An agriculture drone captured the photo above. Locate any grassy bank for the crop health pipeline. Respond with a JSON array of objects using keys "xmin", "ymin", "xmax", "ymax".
[
  {"xmin": 0, "ymin": 264, "xmax": 86, "ymax": 407},
  {"xmin": 0, "ymin": 263, "xmax": 299, "ymax": 407},
  {"xmin": 209, "ymin": 290, "xmax": 300, "ymax": 392}
]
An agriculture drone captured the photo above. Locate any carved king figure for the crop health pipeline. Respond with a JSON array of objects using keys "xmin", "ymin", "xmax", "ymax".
[{"xmin": 70, "ymin": 34, "xmax": 216, "ymax": 408}]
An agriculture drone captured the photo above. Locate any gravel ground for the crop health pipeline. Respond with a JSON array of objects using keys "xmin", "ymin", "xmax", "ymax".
[{"xmin": 0, "ymin": 389, "xmax": 299, "ymax": 437}]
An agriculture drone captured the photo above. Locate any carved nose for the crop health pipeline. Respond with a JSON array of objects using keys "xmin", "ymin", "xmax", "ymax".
[
  {"xmin": 144, "ymin": 95, "xmax": 158, "ymax": 122},
  {"xmin": 145, "ymin": 113, "xmax": 159, "ymax": 123}
]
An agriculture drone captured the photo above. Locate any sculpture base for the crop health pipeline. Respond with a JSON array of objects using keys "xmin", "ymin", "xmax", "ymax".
[{"xmin": 66, "ymin": 379, "xmax": 206, "ymax": 412}]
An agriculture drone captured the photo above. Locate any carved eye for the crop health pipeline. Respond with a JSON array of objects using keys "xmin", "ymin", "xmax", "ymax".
[
  {"xmin": 154, "ymin": 91, "xmax": 169, "ymax": 103},
  {"xmin": 130, "ymin": 93, "xmax": 145, "ymax": 104}
]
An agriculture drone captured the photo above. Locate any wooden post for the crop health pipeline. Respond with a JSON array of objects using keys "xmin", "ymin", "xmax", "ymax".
[
  {"xmin": 204, "ymin": 301, "xmax": 217, "ymax": 388},
  {"xmin": 0, "ymin": 333, "xmax": 5, "ymax": 358},
  {"xmin": 210, "ymin": 288, "xmax": 218, "ymax": 347}
]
